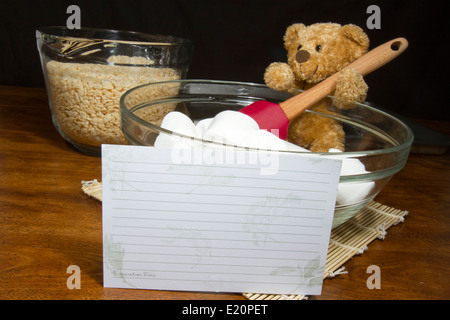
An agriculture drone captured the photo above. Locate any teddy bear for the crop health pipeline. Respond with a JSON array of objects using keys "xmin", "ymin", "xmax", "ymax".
[{"xmin": 264, "ymin": 22, "xmax": 370, "ymax": 152}]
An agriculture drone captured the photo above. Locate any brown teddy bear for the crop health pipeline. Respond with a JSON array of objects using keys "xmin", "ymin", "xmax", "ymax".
[{"xmin": 264, "ymin": 22, "xmax": 370, "ymax": 152}]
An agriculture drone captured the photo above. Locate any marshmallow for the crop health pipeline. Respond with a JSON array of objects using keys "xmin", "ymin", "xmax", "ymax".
[
  {"xmin": 155, "ymin": 111, "xmax": 199, "ymax": 149},
  {"xmin": 202, "ymin": 111, "xmax": 260, "ymax": 146},
  {"xmin": 327, "ymin": 148, "xmax": 375, "ymax": 205},
  {"xmin": 154, "ymin": 111, "xmax": 375, "ymax": 206}
]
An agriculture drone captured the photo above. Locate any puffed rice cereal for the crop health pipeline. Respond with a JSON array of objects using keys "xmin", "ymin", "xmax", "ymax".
[{"xmin": 46, "ymin": 56, "xmax": 180, "ymax": 147}]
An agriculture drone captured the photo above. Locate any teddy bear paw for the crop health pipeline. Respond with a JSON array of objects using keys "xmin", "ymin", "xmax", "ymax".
[
  {"xmin": 334, "ymin": 68, "xmax": 368, "ymax": 109},
  {"xmin": 264, "ymin": 62, "xmax": 296, "ymax": 92}
]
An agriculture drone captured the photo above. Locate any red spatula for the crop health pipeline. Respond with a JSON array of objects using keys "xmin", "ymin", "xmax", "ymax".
[{"xmin": 240, "ymin": 38, "xmax": 408, "ymax": 140}]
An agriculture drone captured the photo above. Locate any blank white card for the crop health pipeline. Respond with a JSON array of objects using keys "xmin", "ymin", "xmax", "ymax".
[{"xmin": 102, "ymin": 144, "xmax": 342, "ymax": 295}]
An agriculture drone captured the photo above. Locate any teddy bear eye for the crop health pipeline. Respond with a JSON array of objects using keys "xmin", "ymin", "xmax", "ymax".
[
  {"xmin": 297, "ymin": 44, "xmax": 303, "ymax": 51},
  {"xmin": 315, "ymin": 45, "xmax": 322, "ymax": 52}
]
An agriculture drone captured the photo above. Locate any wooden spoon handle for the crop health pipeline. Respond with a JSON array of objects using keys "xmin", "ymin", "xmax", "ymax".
[{"xmin": 279, "ymin": 37, "xmax": 408, "ymax": 120}]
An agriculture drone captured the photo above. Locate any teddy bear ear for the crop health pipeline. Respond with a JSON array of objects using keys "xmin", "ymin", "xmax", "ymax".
[
  {"xmin": 283, "ymin": 23, "xmax": 306, "ymax": 50},
  {"xmin": 341, "ymin": 24, "xmax": 370, "ymax": 51}
]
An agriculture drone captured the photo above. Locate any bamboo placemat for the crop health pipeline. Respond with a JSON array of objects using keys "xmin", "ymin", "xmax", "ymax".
[{"xmin": 82, "ymin": 179, "xmax": 408, "ymax": 300}]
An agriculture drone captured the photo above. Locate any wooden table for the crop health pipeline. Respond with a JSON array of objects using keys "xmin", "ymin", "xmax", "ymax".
[{"xmin": 0, "ymin": 85, "xmax": 449, "ymax": 300}]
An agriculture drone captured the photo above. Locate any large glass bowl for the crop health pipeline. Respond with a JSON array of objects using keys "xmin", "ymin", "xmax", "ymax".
[
  {"xmin": 120, "ymin": 80, "xmax": 413, "ymax": 228},
  {"xmin": 37, "ymin": 26, "xmax": 194, "ymax": 156}
]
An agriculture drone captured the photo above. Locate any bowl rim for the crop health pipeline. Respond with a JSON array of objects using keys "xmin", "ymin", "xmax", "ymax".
[
  {"xmin": 119, "ymin": 79, "xmax": 415, "ymax": 158},
  {"xmin": 36, "ymin": 26, "xmax": 194, "ymax": 46}
]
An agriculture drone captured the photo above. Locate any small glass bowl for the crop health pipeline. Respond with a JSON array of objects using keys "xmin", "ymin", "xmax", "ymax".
[
  {"xmin": 120, "ymin": 80, "xmax": 413, "ymax": 228},
  {"xmin": 36, "ymin": 26, "xmax": 194, "ymax": 156}
]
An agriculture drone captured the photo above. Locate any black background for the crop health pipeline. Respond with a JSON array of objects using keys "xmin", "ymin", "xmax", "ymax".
[{"xmin": 0, "ymin": 0, "xmax": 447, "ymax": 121}]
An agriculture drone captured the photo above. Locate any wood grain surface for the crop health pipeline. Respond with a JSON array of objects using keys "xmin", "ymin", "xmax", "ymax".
[{"xmin": 0, "ymin": 85, "xmax": 448, "ymax": 300}]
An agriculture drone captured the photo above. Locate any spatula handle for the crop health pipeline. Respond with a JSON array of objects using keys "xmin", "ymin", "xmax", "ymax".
[{"xmin": 279, "ymin": 37, "xmax": 408, "ymax": 120}]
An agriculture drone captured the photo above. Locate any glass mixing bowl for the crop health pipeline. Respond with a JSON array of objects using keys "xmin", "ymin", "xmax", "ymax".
[
  {"xmin": 36, "ymin": 26, "xmax": 194, "ymax": 156},
  {"xmin": 120, "ymin": 80, "xmax": 413, "ymax": 228}
]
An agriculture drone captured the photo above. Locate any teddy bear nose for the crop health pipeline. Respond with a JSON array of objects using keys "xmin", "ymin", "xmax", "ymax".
[{"xmin": 296, "ymin": 50, "xmax": 310, "ymax": 63}]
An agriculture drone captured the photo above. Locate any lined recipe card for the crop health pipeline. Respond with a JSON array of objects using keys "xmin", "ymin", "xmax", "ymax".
[{"xmin": 102, "ymin": 144, "xmax": 342, "ymax": 295}]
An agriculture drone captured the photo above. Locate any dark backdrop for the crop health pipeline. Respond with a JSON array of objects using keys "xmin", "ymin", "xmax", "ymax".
[{"xmin": 0, "ymin": 0, "xmax": 447, "ymax": 121}]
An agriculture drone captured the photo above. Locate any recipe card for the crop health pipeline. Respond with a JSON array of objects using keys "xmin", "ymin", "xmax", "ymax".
[{"xmin": 101, "ymin": 144, "xmax": 342, "ymax": 295}]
